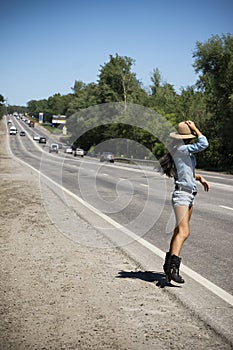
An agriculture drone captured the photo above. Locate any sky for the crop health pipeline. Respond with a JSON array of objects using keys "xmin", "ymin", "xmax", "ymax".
[{"xmin": 1, "ymin": 0, "xmax": 233, "ymax": 106}]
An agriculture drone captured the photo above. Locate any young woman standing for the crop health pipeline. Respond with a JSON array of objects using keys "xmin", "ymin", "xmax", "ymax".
[{"xmin": 161, "ymin": 121, "xmax": 210, "ymax": 283}]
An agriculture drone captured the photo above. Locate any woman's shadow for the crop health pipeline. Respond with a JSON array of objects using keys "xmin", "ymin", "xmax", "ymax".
[{"xmin": 116, "ymin": 270, "xmax": 181, "ymax": 288}]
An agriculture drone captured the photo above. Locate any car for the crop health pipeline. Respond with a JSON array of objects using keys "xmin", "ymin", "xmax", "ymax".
[
  {"xmin": 20, "ymin": 131, "xmax": 26, "ymax": 136},
  {"xmin": 39, "ymin": 137, "xmax": 47, "ymax": 144},
  {"xmin": 9, "ymin": 126, "xmax": 17, "ymax": 135},
  {"xmin": 49, "ymin": 143, "xmax": 59, "ymax": 153},
  {"xmin": 74, "ymin": 148, "xmax": 84, "ymax": 157},
  {"xmin": 33, "ymin": 135, "xmax": 40, "ymax": 141},
  {"xmin": 64, "ymin": 146, "xmax": 73, "ymax": 154},
  {"xmin": 100, "ymin": 152, "xmax": 114, "ymax": 163}
]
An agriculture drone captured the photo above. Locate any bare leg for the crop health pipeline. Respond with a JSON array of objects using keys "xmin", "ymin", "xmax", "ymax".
[{"xmin": 169, "ymin": 205, "xmax": 193, "ymax": 256}]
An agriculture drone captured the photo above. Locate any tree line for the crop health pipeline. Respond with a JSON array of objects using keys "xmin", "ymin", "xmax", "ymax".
[{"xmin": 1, "ymin": 34, "xmax": 233, "ymax": 172}]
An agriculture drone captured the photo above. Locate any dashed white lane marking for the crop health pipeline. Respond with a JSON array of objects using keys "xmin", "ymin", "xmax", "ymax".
[
  {"xmin": 207, "ymin": 175, "xmax": 233, "ymax": 181},
  {"xmin": 209, "ymin": 182, "xmax": 233, "ymax": 191},
  {"xmin": 140, "ymin": 183, "xmax": 148, "ymax": 187},
  {"xmin": 8, "ymin": 141, "xmax": 233, "ymax": 308},
  {"xmin": 220, "ymin": 205, "xmax": 233, "ymax": 211}
]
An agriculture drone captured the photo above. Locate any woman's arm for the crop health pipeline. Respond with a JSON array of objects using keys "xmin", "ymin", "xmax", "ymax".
[
  {"xmin": 184, "ymin": 120, "xmax": 209, "ymax": 153},
  {"xmin": 195, "ymin": 174, "xmax": 210, "ymax": 192}
]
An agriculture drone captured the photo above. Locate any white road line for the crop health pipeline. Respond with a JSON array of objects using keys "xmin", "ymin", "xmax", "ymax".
[
  {"xmin": 140, "ymin": 183, "xmax": 148, "ymax": 187},
  {"xmin": 206, "ymin": 175, "xmax": 232, "ymax": 181},
  {"xmin": 220, "ymin": 205, "xmax": 233, "ymax": 211},
  {"xmin": 8, "ymin": 139, "xmax": 233, "ymax": 308},
  {"xmin": 209, "ymin": 181, "xmax": 233, "ymax": 191}
]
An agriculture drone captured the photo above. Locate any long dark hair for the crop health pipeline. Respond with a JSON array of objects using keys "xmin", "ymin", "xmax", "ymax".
[{"xmin": 158, "ymin": 152, "xmax": 175, "ymax": 178}]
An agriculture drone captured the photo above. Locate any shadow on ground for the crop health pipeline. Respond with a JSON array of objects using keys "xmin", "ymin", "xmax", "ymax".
[{"xmin": 116, "ymin": 270, "xmax": 181, "ymax": 288}]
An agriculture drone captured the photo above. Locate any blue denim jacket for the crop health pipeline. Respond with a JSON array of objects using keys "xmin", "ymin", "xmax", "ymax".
[{"xmin": 173, "ymin": 135, "xmax": 209, "ymax": 191}]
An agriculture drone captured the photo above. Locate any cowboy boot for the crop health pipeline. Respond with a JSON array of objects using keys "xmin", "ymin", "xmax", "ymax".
[
  {"xmin": 163, "ymin": 252, "xmax": 171, "ymax": 275},
  {"xmin": 167, "ymin": 255, "xmax": 185, "ymax": 283}
]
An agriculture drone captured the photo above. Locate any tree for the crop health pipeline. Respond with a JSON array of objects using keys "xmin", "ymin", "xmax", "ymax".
[
  {"xmin": 27, "ymin": 99, "xmax": 49, "ymax": 120},
  {"xmin": 150, "ymin": 68, "xmax": 161, "ymax": 95},
  {"xmin": 175, "ymin": 86, "xmax": 207, "ymax": 125},
  {"xmin": 193, "ymin": 33, "xmax": 233, "ymax": 170},
  {"xmin": 98, "ymin": 54, "xmax": 147, "ymax": 109},
  {"xmin": 149, "ymin": 82, "xmax": 178, "ymax": 118},
  {"xmin": 47, "ymin": 93, "xmax": 66, "ymax": 116},
  {"xmin": 66, "ymin": 81, "xmax": 101, "ymax": 116},
  {"xmin": 0, "ymin": 94, "xmax": 5, "ymax": 118}
]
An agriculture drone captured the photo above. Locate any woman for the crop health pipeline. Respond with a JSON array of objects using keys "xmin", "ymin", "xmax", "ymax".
[{"xmin": 161, "ymin": 121, "xmax": 210, "ymax": 283}]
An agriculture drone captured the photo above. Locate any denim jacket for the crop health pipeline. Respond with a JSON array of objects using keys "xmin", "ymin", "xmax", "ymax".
[{"xmin": 173, "ymin": 135, "xmax": 209, "ymax": 191}]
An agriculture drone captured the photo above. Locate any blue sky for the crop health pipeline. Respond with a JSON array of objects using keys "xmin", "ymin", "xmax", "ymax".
[{"xmin": 1, "ymin": 0, "xmax": 233, "ymax": 106}]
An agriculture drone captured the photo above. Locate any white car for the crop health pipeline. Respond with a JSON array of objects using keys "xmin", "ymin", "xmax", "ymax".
[
  {"xmin": 74, "ymin": 148, "xmax": 84, "ymax": 157},
  {"xmin": 64, "ymin": 146, "xmax": 73, "ymax": 154},
  {"xmin": 33, "ymin": 135, "xmax": 40, "ymax": 141},
  {"xmin": 9, "ymin": 126, "xmax": 17, "ymax": 135}
]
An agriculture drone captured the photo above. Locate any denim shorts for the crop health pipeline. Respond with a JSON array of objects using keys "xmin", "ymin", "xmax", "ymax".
[{"xmin": 172, "ymin": 190, "xmax": 196, "ymax": 208}]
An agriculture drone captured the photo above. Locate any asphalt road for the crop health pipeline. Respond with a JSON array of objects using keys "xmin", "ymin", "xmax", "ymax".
[{"xmin": 6, "ymin": 116, "xmax": 233, "ymax": 344}]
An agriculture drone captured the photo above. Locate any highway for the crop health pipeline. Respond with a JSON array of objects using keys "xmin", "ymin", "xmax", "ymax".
[{"xmin": 6, "ymin": 115, "xmax": 233, "ymax": 344}]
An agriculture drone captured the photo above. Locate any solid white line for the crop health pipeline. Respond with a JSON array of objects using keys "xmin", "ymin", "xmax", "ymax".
[
  {"xmin": 34, "ymin": 168, "xmax": 233, "ymax": 306},
  {"xmin": 220, "ymin": 205, "xmax": 233, "ymax": 211},
  {"xmin": 7, "ymin": 132, "xmax": 233, "ymax": 307}
]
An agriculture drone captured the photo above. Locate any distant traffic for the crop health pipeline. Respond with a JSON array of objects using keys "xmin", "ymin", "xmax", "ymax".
[{"xmin": 6, "ymin": 112, "xmax": 115, "ymax": 162}]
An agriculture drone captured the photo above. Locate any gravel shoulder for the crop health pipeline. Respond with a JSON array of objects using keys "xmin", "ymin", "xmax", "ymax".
[{"xmin": 0, "ymin": 119, "xmax": 231, "ymax": 350}]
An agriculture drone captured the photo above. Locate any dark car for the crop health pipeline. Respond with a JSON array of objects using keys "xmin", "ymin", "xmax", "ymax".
[
  {"xmin": 100, "ymin": 152, "xmax": 114, "ymax": 163},
  {"xmin": 20, "ymin": 131, "xmax": 26, "ymax": 136},
  {"xmin": 39, "ymin": 137, "xmax": 47, "ymax": 144}
]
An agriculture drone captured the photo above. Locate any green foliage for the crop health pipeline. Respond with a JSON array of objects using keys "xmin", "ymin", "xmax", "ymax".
[
  {"xmin": 150, "ymin": 83, "xmax": 178, "ymax": 115},
  {"xmin": 67, "ymin": 82, "xmax": 100, "ymax": 115},
  {"xmin": 27, "ymin": 99, "xmax": 49, "ymax": 120},
  {"xmin": 150, "ymin": 68, "xmax": 161, "ymax": 96},
  {"xmin": 6, "ymin": 105, "xmax": 28, "ymax": 115},
  {"xmin": 193, "ymin": 33, "xmax": 233, "ymax": 171},
  {"xmin": 0, "ymin": 94, "xmax": 5, "ymax": 118},
  {"xmin": 98, "ymin": 54, "xmax": 148, "ymax": 107}
]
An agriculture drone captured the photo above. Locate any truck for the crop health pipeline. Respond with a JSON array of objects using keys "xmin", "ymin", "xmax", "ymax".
[{"xmin": 29, "ymin": 120, "xmax": 35, "ymax": 127}]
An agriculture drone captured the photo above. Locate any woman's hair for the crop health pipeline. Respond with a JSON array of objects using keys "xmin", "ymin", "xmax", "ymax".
[{"xmin": 158, "ymin": 152, "xmax": 175, "ymax": 178}]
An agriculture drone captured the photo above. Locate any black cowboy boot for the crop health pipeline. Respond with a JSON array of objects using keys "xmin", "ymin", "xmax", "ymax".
[
  {"xmin": 163, "ymin": 252, "xmax": 171, "ymax": 275},
  {"xmin": 167, "ymin": 255, "xmax": 185, "ymax": 283}
]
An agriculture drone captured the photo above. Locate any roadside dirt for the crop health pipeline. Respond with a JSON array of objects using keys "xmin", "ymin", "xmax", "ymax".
[{"xmin": 0, "ymin": 119, "xmax": 231, "ymax": 350}]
